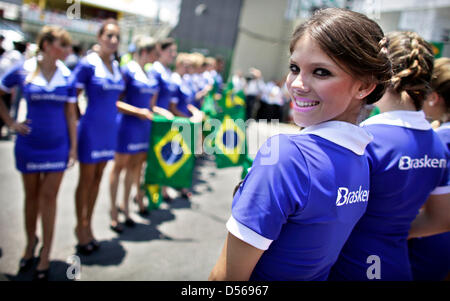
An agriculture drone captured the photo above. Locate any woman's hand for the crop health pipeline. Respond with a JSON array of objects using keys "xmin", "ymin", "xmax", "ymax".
[
  {"xmin": 161, "ymin": 110, "xmax": 174, "ymax": 120},
  {"xmin": 10, "ymin": 120, "xmax": 31, "ymax": 136},
  {"xmin": 67, "ymin": 147, "xmax": 77, "ymax": 168},
  {"xmin": 189, "ymin": 110, "xmax": 204, "ymax": 123}
]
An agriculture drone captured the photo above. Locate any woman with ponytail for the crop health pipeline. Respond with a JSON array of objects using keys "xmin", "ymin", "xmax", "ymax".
[
  {"xmin": 0, "ymin": 25, "xmax": 76, "ymax": 281},
  {"xmin": 329, "ymin": 31, "xmax": 450, "ymax": 281}
]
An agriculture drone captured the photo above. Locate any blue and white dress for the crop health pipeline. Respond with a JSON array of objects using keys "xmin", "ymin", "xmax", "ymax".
[
  {"xmin": 170, "ymin": 72, "xmax": 194, "ymax": 117},
  {"xmin": 147, "ymin": 61, "xmax": 177, "ymax": 110},
  {"xmin": 228, "ymin": 121, "xmax": 373, "ymax": 281},
  {"xmin": 408, "ymin": 121, "xmax": 450, "ymax": 281},
  {"xmin": 329, "ymin": 111, "xmax": 450, "ymax": 281},
  {"xmin": 116, "ymin": 60, "xmax": 159, "ymax": 154},
  {"xmin": 0, "ymin": 58, "xmax": 76, "ymax": 173},
  {"xmin": 72, "ymin": 52, "xmax": 125, "ymax": 163}
]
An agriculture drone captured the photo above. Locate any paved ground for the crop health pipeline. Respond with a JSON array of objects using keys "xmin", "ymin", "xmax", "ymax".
[{"xmin": 0, "ymin": 121, "xmax": 299, "ymax": 281}]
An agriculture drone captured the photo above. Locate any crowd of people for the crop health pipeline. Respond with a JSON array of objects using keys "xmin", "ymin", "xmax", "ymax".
[
  {"xmin": 0, "ymin": 7, "xmax": 449, "ymax": 282},
  {"xmin": 0, "ymin": 19, "xmax": 223, "ymax": 281}
]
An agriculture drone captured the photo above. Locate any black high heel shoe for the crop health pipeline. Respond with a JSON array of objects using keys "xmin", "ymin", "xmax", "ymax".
[
  {"xmin": 76, "ymin": 242, "xmax": 94, "ymax": 255},
  {"xmin": 89, "ymin": 239, "xmax": 100, "ymax": 251},
  {"xmin": 33, "ymin": 268, "xmax": 49, "ymax": 281},
  {"xmin": 18, "ymin": 236, "xmax": 39, "ymax": 273}
]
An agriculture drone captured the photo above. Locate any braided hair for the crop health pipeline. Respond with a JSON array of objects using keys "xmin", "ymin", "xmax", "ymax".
[{"xmin": 387, "ymin": 31, "xmax": 434, "ymax": 110}]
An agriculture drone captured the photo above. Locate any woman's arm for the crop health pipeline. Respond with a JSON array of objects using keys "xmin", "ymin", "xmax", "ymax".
[
  {"xmin": 0, "ymin": 90, "xmax": 30, "ymax": 135},
  {"xmin": 150, "ymin": 92, "xmax": 174, "ymax": 120},
  {"xmin": 195, "ymin": 84, "xmax": 212, "ymax": 100},
  {"xmin": 408, "ymin": 193, "xmax": 450, "ymax": 239},
  {"xmin": 117, "ymin": 101, "xmax": 153, "ymax": 120},
  {"xmin": 64, "ymin": 102, "xmax": 78, "ymax": 167},
  {"xmin": 209, "ymin": 232, "xmax": 264, "ymax": 281},
  {"xmin": 169, "ymin": 102, "xmax": 189, "ymax": 118}
]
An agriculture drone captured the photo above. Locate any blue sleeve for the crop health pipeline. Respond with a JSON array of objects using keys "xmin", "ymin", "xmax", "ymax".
[
  {"xmin": 66, "ymin": 74, "xmax": 78, "ymax": 103},
  {"xmin": 230, "ymin": 135, "xmax": 310, "ymax": 243},
  {"xmin": 0, "ymin": 64, "xmax": 23, "ymax": 92},
  {"xmin": 149, "ymin": 68, "xmax": 164, "ymax": 92},
  {"xmin": 436, "ymin": 149, "xmax": 450, "ymax": 190},
  {"xmin": 71, "ymin": 58, "xmax": 93, "ymax": 89}
]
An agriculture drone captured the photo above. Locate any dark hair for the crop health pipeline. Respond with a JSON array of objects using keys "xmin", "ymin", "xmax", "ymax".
[
  {"xmin": 387, "ymin": 31, "xmax": 434, "ymax": 110},
  {"xmin": 98, "ymin": 18, "xmax": 119, "ymax": 37},
  {"xmin": 159, "ymin": 37, "xmax": 176, "ymax": 51},
  {"xmin": 290, "ymin": 8, "xmax": 391, "ymax": 105},
  {"xmin": 431, "ymin": 57, "xmax": 450, "ymax": 112}
]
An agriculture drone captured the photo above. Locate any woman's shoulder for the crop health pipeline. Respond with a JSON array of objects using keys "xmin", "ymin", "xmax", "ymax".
[{"xmin": 256, "ymin": 134, "xmax": 308, "ymax": 167}]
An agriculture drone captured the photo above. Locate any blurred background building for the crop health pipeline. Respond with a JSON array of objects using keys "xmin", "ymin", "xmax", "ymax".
[{"xmin": 0, "ymin": 0, "xmax": 449, "ymax": 82}]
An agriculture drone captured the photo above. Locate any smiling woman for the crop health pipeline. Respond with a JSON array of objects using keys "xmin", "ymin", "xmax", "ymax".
[
  {"xmin": 209, "ymin": 8, "xmax": 391, "ymax": 281},
  {"xmin": 0, "ymin": 25, "xmax": 77, "ymax": 281}
]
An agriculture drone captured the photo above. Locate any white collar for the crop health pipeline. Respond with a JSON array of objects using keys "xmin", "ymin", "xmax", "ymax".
[
  {"xmin": 360, "ymin": 110, "xmax": 432, "ymax": 130},
  {"xmin": 152, "ymin": 61, "xmax": 171, "ymax": 79},
  {"xmin": 24, "ymin": 57, "xmax": 71, "ymax": 91},
  {"xmin": 86, "ymin": 52, "xmax": 122, "ymax": 82},
  {"xmin": 171, "ymin": 72, "xmax": 182, "ymax": 85},
  {"xmin": 299, "ymin": 121, "xmax": 373, "ymax": 155},
  {"xmin": 126, "ymin": 60, "xmax": 150, "ymax": 84}
]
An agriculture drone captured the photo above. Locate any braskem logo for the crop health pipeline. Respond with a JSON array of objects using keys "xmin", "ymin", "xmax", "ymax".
[
  {"xmin": 398, "ymin": 155, "xmax": 446, "ymax": 170},
  {"xmin": 336, "ymin": 186, "xmax": 369, "ymax": 206}
]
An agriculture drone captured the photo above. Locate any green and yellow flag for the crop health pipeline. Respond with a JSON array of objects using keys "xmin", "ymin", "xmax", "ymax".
[
  {"xmin": 145, "ymin": 184, "xmax": 162, "ymax": 210},
  {"xmin": 145, "ymin": 115, "xmax": 199, "ymax": 189},
  {"xmin": 214, "ymin": 108, "xmax": 247, "ymax": 168}
]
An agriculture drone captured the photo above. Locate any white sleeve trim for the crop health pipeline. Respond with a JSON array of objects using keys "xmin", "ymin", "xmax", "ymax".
[
  {"xmin": 67, "ymin": 97, "xmax": 77, "ymax": 103},
  {"xmin": 226, "ymin": 215, "xmax": 273, "ymax": 251},
  {"xmin": 170, "ymin": 97, "xmax": 179, "ymax": 104},
  {"xmin": 0, "ymin": 82, "xmax": 12, "ymax": 93},
  {"xmin": 75, "ymin": 82, "xmax": 84, "ymax": 89},
  {"xmin": 430, "ymin": 185, "xmax": 450, "ymax": 195}
]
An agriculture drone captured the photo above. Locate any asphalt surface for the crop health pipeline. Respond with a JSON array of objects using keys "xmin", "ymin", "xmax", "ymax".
[{"xmin": 0, "ymin": 121, "xmax": 299, "ymax": 281}]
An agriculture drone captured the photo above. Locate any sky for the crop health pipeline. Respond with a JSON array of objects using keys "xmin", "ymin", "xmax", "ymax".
[{"xmin": 81, "ymin": 0, "xmax": 182, "ymax": 26}]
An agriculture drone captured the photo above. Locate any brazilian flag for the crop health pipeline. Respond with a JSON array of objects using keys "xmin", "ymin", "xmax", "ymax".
[
  {"xmin": 145, "ymin": 184, "xmax": 162, "ymax": 210},
  {"xmin": 214, "ymin": 109, "xmax": 247, "ymax": 168},
  {"xmin": 218, "ymin": 82, "xmax": 246, "ymax": 115},
  {"xmin": 201, "ymin": 81, "xmax": 219, "ymax": 118},
  {"xmin": 145, "ymin": 115, "xmax": 198, "ymax": 189}
]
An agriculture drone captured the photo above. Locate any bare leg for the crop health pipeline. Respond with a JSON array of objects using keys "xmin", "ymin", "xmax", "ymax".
[
  {"xmin": 75, "ymin": 163, "xmax": 96, "ymax": 246},
  {"xmin": 132, "ymin": 153, "xmax": 147, "ymax": 211},
  {"xmin": 86, "ymin": 161, "xmax": 108, "ymax": 241},
  {"xmin": 109, "ymin": 154, "xmax": 129, "ymax": 227},
  {"xmin": 36, "ymin": 171, "xmax": 64, "ymax": 271},
  {"xmin": 21, "ymin": 173, "xmax": 40, "ymax": 260}
]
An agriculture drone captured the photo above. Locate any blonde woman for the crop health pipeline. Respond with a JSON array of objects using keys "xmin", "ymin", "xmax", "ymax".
[{"xmin": 0, "ymin": 25, "xmax": 76, "ymax": 280}]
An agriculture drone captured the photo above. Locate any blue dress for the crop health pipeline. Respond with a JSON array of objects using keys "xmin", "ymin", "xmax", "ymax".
[
  {"xmin": 147, "ymin": 61, "xmax": 177, "ymax": 110},
  {"xmin": 170, "ymin": 72, "xmax": 194, "ymax": 117},
  {"xmin": 408, "ymin": 122, "xmax": 450, "ymax": 281},
  {"xmin": 116, "ymin": 60, "xmax": 159, "ymax": 154},
  {"xmin": 228, "ymin": 121, "xmax": 373, "ymax": 280},
  {"xmin": 72, "ymin": 52, "xmax": 125, "ymax": 163},
  {"xmin": 329, "ymin": 111, "xmax": 450, "ymax": 281},
  {"xmin": 0, "ymin": 58, "xmax": 76, "ymax": 173}
]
